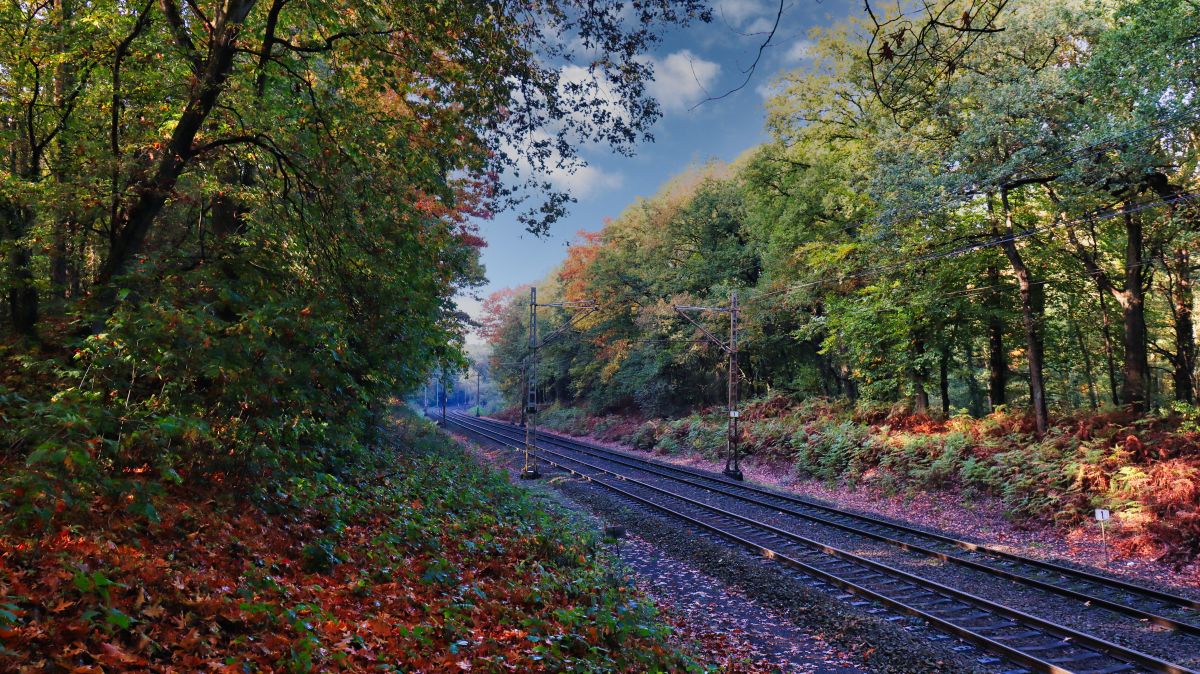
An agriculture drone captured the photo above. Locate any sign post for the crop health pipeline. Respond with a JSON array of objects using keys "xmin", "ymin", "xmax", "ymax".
[{"xmin": 1095, "ymin": 508, "xmax": 1111, "ymax": 566}]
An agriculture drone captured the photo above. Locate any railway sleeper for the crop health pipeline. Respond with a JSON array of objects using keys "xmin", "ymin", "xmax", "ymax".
[
  {"xmin": 448, "ymin": 416, "xmax": 1198, "ymax": 674},
  {"xmin": 1077, "ymin": 664, "xmax": 1139, "ymax": 674}
]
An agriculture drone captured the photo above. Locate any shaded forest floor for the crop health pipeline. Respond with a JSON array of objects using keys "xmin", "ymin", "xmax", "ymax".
[
  {"xmin": 0, "ymin": 412, "xmax": 703, "ymax": 673},
  {"xmin": 506, "ymin": 397, "xmax": 1200, "ymax": 580}
]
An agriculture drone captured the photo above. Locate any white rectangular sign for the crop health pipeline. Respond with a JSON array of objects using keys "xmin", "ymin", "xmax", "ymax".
[
  {"xmin": 1095, "ymin": 508, "xmax": 1111, "ymax": 522},
  {"xmin": 729, "ymin": 410, "xmax": 740, "ymax": 418}
]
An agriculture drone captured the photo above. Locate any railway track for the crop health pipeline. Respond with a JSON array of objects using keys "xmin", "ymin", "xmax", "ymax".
[{"xmin": 441, "ymin": 411, "xmax": 1200, "ymax": 674}]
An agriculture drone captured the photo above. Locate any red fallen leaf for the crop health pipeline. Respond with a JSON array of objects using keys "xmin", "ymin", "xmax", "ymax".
[
  {"xmin": 50, "ymin": 599, "xmax": 76, "ymax": 613},
  {"xmin": 97, "ymin": 641, "xmax": 145, "ymax": 666},
  {"xmin": 142, "ymin": 602, "xmax": 165, "ymax": 618}
]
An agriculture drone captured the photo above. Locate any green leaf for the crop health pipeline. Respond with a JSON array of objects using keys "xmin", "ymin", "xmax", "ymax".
[{"xmin": 105, "ymin": 607, "xmax": 133, "ymax": 630}]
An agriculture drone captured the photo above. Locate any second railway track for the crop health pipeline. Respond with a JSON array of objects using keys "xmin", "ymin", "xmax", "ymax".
[{"xmin": 442, "ymin": 411, "xmax": 1200, "ymax": 674}]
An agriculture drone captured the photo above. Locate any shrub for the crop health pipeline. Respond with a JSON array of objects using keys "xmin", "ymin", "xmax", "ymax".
[
  {"xmin": 794, "ymin": 420, "xmax": 870, "ymax": 482},
  {"xmin": 685, "ymin": 421, "xmax": 726, "ymax": 461},
  {"xmin": 628, "ymin": 422, "xmax": 659, "ymax": 451},
  {"xmin": 539, "ymin": 406, "xmax": 590, "ymax": 436}
]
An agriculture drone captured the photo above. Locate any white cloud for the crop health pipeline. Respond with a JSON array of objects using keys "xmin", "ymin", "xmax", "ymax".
[
  {"xmin": 644, "ymin": 50, "xmax": 722, "ymax": 113},
  {"xmin": 783, "ymin": 38, "xmax": 815, "ymax": 63},
  {"xmin": 755, "ymin": 78, "xmax": 785, "ymax": 101},
  {"xmin": 744, "ymin": 16, "xmax": 777, "ymax": 35},
  {"xmin": 503, "ymin": 128, "xmax": 623, "ymax": 200},
  {"xmin": 713, "ymin": 0, "xmax": 768, "ymax": 27},
  {"xmin": 548, "ymin": 163, "xmax": 624, "ymax": 199}
]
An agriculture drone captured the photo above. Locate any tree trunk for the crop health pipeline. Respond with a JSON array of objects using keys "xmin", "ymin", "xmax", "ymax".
[
  {"xmin": 913, "ymin": 337, "xmax": 930, "ymax": 414},
  {"xmin": 1119, "ymin": 202, "xmax": 1150, "ymax": 409},
  {"xmin": 1097, "ymin": 287, "xmax": 1120, "ymax": 405},
  {"xmin": 995, "ymin": 190, "xmax": 1048, "ymax": 433},
  {"xmin": 1171, "ymin": 249, "xmax": 1196, "ymax": 403},
  {"xmin": 965, "ymin": 340, "xmax": 987, "ymax": 416},
  {"xmin": 1068, "ymin": 296, "xmax": 1099, "ymax": 409},
  {"xmin": 7, "ymin": 247, "xmax": 38, "ymax": 336},
  {"xmin": 913, "ymin": 379, "xmax": 929, "ymax": 414},
  {"xmin": 96, "ymin": 1, "xmax": 257, "ymax": 299},
  {"xmin": 49, "ymin": 0, "xmax": 75, "ymax": 300},
  {"xmin": 939, "ymin": 346, "xmax": 951, "ymax": 417},
  {"xmin": 3, "ymin": 204, "xmax": 38, "ymax": 337},
  {"xmin": 1143, "ymin": 174, "xmax": 1195, "ymax": 402},
  {"xmin": 840, "ymin": 361, "xmax": 859, "ymax": 403},
  {"xmin": 986, "ymin": 264, "xmax": 1007, "ymax": 409}
]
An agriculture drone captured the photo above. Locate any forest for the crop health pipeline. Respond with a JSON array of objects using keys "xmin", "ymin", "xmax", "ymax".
[
  {"xmin": 0, "ymin": 2, "xmax": 729, "ymax": 671},
  {"xmin": 482, "ymin": 0, "xmax": 1200, "ymax": 565},
  {"xmin": 3, "ymin": 0, "xmax": 1200, "ymax": 670}
]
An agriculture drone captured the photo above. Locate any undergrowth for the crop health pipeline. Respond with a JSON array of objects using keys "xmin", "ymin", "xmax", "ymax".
[{"xmin": 0, "ymin": 412, "xmax": 704, "ymax": 672}]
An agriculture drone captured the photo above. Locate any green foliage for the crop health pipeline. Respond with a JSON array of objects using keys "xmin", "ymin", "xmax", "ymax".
[
  {"xmin": 482, "ymin": 0, "xmax": 1200, "ymax": 439},
  {"xmin": 301, "ymin": 540, "xmax": 343, "ymax": 575},
  {"xmin": 1, "ymin": 1, "xmax": 716, "ymax": 530},
  {"xmin": 374, "ymin": 420, "xmax": 704, "ymax": 672},
  {"xmin": 540, "ymin": 406, "xmax": 593, "ymax": 436},
  {"xmin": 794, "ymin": 420, "xmax": 874, "ymax": 483}
]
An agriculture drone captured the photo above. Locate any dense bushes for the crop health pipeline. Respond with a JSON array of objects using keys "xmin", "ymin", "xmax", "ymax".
[
  {"xmin": 528, "ymin": 397, "xmax": 1200, "ymax": 566},
  {"xmin": 1, "ymin": 252, "xmax": 463, "ymax": 527}
]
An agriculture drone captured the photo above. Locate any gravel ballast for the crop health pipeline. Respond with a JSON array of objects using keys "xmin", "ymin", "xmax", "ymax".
[
  {"xmin": 512, "ymin": 428, "xmax": 1200, "ymax": 668},
  {"xmin": 452, "ymin": 426, "xmax": 1001, "ymax": 674}
]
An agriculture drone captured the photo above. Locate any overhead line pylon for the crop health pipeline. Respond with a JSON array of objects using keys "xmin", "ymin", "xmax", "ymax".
[
  {"xmin": 674, "ymin": 291, "xmax": 743, "ymax": 481},
  {"xmin": 522, "ymin": 286, "xmax": 597, "ymax": 479}
]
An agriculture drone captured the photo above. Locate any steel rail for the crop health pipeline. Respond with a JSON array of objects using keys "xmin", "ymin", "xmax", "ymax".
[
  {"xmin": 468, "ymin": 414, "xmax": 1200, "ymax": 612},
  {"xmin": 445, "ymin": 413, "xmax": 1196, "ymax": 674},
  {"xmin": 458, "ymin": 414, "xmax": 1200, "ymax": 635}
]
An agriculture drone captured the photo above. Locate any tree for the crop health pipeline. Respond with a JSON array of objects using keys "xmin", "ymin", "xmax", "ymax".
[{"xmin": 0, "ymin": 0, "xmax": 716, "ymax": 505}]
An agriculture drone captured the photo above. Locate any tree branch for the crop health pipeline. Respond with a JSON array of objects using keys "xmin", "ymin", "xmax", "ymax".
[
  {"xmin": 692, "ymin": 0, "xmax": 783, "ymax": 108},
  {"xmin": 269, "ymin": 28, "xmax": 403, "ymax": 54},
  {"xmin": 159, "ymin": 0, "xmax": 202, "ymax": 73}
]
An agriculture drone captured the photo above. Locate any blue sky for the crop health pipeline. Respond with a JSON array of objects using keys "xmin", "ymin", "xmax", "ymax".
[{"xmin": 458, "ymin": 0, "xmax": 858, "ymax": 343}]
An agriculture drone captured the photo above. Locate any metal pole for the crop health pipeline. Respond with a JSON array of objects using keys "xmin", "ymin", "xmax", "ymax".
[
  {"xmin": 1101, "ymin": 519, "xmax": 1109, "ymax": 566},
  {"xmin": 520, "ymin": 360, "xmax": 527, "ymax": 427},
  {"xmin": 522, "ymin": 287, "xmax": 540, "ymax": 479},
  {"xmin": 725, "ymin": 291, "xmax": 743, "ymax": 480},
  {"xmin": 476, "ymin": 367, "xmax": 481, "ymax": 416},
  {"xmin": 440, "ymin": 369, "xmax": 447, "ymax": 422}
]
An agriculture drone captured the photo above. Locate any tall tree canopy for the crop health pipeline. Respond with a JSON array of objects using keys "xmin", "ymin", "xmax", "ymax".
[
  {"xmin": 484, "ymin": 0, "xmax": 1200, "ymax": 429},
  {"xmin": 0, "ymin": 0, "xmax": 709, "ymax": 512}
]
